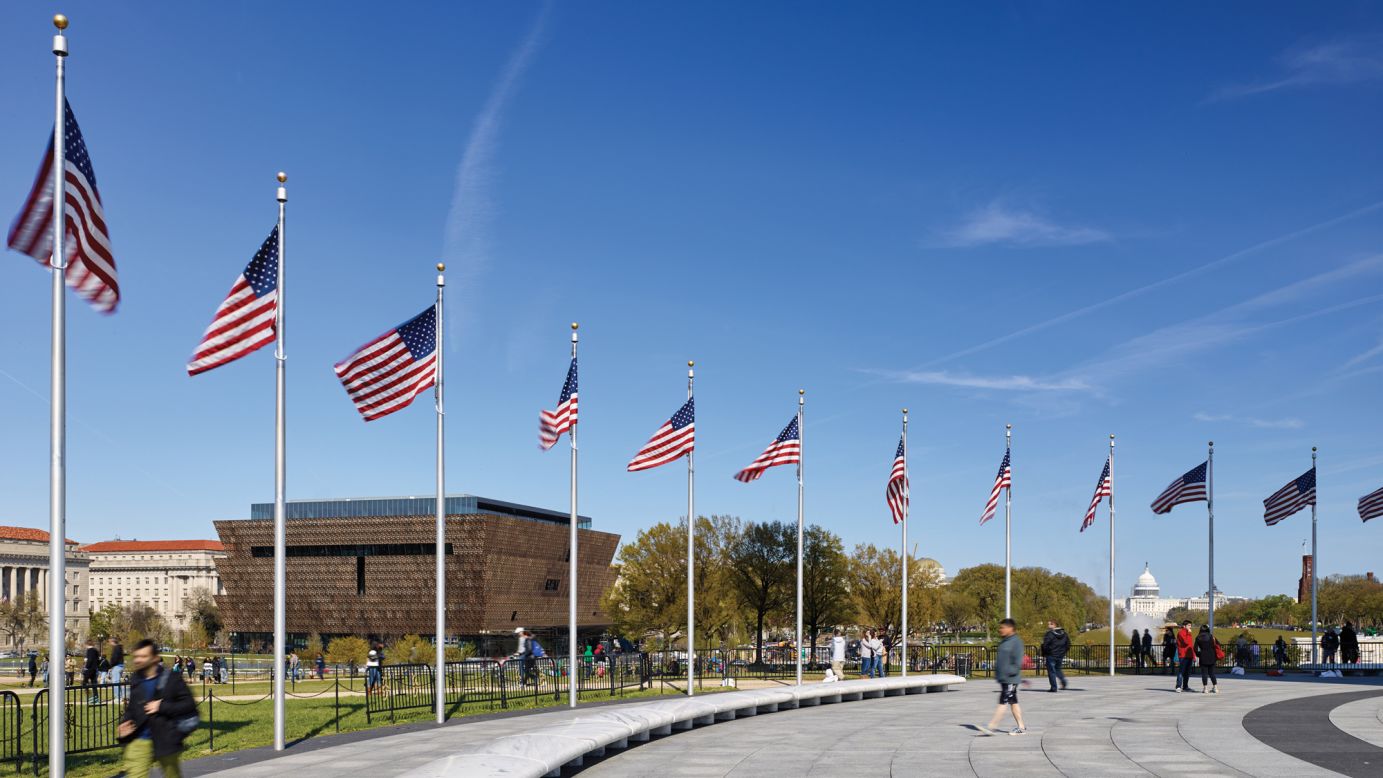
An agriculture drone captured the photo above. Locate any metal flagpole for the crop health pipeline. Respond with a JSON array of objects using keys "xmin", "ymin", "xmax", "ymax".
[
  {"xmin": 434, "ymin": 264, "xmax": 446, "ymax": 723},
  {"xmin": 686, "ymin": 361, "xmax": 695, "ymax": 696},
  {"xmin": 48, "ymin": 15, "xmax": 70, "ymax": 777},
  {"xmin": 1108, "ymin": 434, "xmax": 1116, "ymax": 677},
  {"xmin": 1208, "ymin": 441, "xmax": 1215, "ymax": 633},
  {"xmin": 900, "ymin": 409, "xmax": 909, "ymax": 678},
  {"xmin": 272, "ymin": 171, "xmax": 288, "ymax": 751},
  {"xmin": 1004, "ymin": 424, "xmax": 1012, "ymax": 619},
  {"xmin": 796, "ymin": 389, "xmax": 805, "ymax": 686},
  {"xmin": 568, "ymin": 323, "xmax": 579, "ymax": 708},
  {"xmin": 1311, "ymin": 446, "xmax": 1318, "ymax": 665}
]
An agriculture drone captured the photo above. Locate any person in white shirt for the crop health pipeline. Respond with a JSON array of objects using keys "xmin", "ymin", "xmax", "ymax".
[
  {"xmin": 830, "ymin": 629, "xmax": 846, "ymax": 679},
  {"xmin": 859, "ymin": 630, "xmax": 875, "ymax": 678},
  {"xmin": 867, "ymin": 632, "xmax": 886, "ymax": 677}
]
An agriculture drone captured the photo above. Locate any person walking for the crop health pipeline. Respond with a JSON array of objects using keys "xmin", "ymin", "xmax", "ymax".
[
  {"xmin": 110, "ymin": 638, "xmax": 126, "ymax": 703},
  {"xmin": 1341, "ymin": 622, "xmax": 1359, "ymax": 665},
  {"xmin": 1039, "ymin": 620, "xmax": 1069, "ymax": 692},
  {"xmin": 983, "ymin": 618, "xmax": 1027, "ymax": 736},
  {"xmin": 117, "ymin": 638, "xmax": 198, "ymax": 778},
  {"xmin": 27, "ymin": 653, "xmax": 37, "ymax": 688},
  {"xmin": 84, "ymin": 639, "xmax": 102, "ymax": 705},
  {"xmin": 858, "ymin": 630, "xmax": 875, "ymax": 679},
  {"xmin": 871, "ymin": 631, "xmax": 888, "ymax": 677},
  {"xmin": 1175, "ymin": 620, "xmax": 1195, "ymax": 692},
  {"xmin": 1272, "ymin": 636, "xmax": 1288, "ymax": 670},
  {"xmin": 1161, "ymin": 627, "xmax": 1176, "ymax": 675},
  {"xmin": 1195, "ymin": 624, "xmax": 1221, "ymax": 693},
  {"xmin": 365, "ymin": 649, "xmax": 381, "ymax": 695},
  {"xmin": 1130, "ymin": 632, "xmax": 1144, "ymax": 674},
  {"xmin": 1141, "ymin": 629, "xmax": 1154, "ymax": 669},
  {"xmin": 1322, "ymin": 627, "xmax": 1339, "ymax": 664},
  {"xmin": 829, "ymin": 629, "xmax": 846, "ymax": 680},
  {"xmin": 315, "ymin": 653, "xmax": 326, "ymax": 681}
]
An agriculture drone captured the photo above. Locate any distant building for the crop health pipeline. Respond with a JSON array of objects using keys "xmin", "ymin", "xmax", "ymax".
[
  {"xmin": 0, "ymin": 525, "xmax": 90, "ymax": 647},
  {"xmin": 1298, "ymin": 554, "xmax": 1313, "ymax": 604},
  {"xmin": 1123, "ymin": 564, "xmax": 1245, "ymax": 620},
  {"xmin": 214, "ymin": 494, "xmax": 619, "ymax": 655},
  {"xmin": 82, "ymin": 540, "xmax": 226, "ymax": 632},
  {"xmin": 1123, "ymin": 564, "xmax": 1183, "ymax": 620}
]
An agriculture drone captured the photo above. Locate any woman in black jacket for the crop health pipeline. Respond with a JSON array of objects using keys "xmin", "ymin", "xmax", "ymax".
[{"xmin": 1194, "ymin": 625, "xmax": 1219, "ymax": 694}]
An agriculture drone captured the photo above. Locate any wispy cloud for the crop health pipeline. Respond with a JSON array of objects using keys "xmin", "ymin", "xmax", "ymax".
[
  {"xmin": 1193, "ymin": 412, "xmax": 1304, "ymax": 430},
  {"xmin": 442, "ymin": 3, "xmax": 551, "ymax": 302},
  {"xmin": 932, "ymin": 201, "xmax": 1109, "ymax": 248},
  {"xmin": 869, "ymin": 369, "xmax": 1091, "ymax": 393},
  {"xmin": 1342, "ymin": 332, "xmax": 1383, "ymax": 369},
  {"xmin": 912, "ymin": 200, "xmax": 1383, "ymax": 369},
  {"xmin": 1209, "ymin": 37, "xmax": 1383, "ymax": 101}
]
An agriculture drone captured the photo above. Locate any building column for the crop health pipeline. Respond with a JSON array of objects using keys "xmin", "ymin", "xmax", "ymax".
[
  {"xmin": 1, "ymin": 566, "xmax": 8, "ymax": 600},
  {"xmin": 36, "ymin": 569, "xmax": 45, "ymax": 607}
]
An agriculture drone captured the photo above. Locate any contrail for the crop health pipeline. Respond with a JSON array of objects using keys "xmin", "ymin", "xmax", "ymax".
[
  {"xmin": 916, "ymin": 199, "xmax": 1383, "ymax": 368},
  {"xmin": 441, "ymin": 3, "xmax": 551, "ymax": 290}
]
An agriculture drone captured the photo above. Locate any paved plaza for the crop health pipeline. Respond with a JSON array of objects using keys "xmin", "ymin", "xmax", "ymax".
[{"xmin": 187, "ymin": 674, "xmax": 1383, "ymax": 778}]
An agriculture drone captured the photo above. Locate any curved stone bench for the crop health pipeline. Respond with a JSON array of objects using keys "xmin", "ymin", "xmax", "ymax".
[{"xmin": 400, "ymin": 674, "xmax": 964, "ymax": 778}]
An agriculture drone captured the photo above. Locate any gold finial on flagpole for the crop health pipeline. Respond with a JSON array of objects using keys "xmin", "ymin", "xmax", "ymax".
[
  {"xmin": 799, "ymin": 388, "xmax": 805, "ymax": 395},
  {"xmin": 277, "ymin": 171, "xmax": 287, "ymax": 183},
  {"xmin": 688, "ymin": 360, "xmax": 694, "ymax": 367},
  {"xmin": 571, "ymin": 322, "xmax": 579, "ymax": 330},
  {"xmin": 436, "ymin": 263, "xmax": 445, "ymax": 272},
  {"xmin": 54, "ymin": 14, "xmax": 68, "ymax": 29}
]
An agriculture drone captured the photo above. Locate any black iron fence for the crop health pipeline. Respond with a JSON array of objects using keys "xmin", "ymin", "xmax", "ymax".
[
  {"xmin": 0, "ymin": 692, "xmax": 20, "ymax": 774},
  {"xmin": 365, "ymin": 654, "xmax": 652, "ymax": 723},
  {"xmin": 29, "ymin": 682, "xmax": 126, "ymax": 775}
]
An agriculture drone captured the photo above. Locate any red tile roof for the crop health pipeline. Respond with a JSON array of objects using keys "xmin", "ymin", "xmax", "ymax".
[
  {"xmin": 81, "ymin": 539, "xmax": 224, "ymax": 553},
  {"xmin": 0, "ymin": 526, "xmax": 78, "ymax": 544}
]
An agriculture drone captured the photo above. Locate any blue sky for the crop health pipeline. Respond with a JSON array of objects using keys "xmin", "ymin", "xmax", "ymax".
[{"xmin": 2, "ymin": 2, "xmax": 1381, "ymax": 603}]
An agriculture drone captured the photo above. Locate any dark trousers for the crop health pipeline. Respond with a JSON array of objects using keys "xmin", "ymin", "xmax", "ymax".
[
  {"xmin": 1045, "ymin": 656, "xmax": 1067, "ymax": 690},
  {"xmin": 1200, "ymin": 662, "xmax": 1217, "ymax": 687},
  {"xmin": 1133, "ymin": 651, "xmax": 1145, "ymax": 674},
  {"xmin": 1177, "ymin": 656, "xmax": 1194, "ymax": 688}
]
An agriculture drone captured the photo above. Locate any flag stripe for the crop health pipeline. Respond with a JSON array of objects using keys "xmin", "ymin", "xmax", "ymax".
[
  {"xmin": 1263, "ymin": 467, "xmax": 1316, "ymax": 525},
  {"xmin": 886, "ymin": 436, "xmax": 908, "ymax": 525},
  {"xmin": 734, "ymin": 416, "xmax": 801, "ymax": 483},
  {"xmin": 334, "ymin": 306, "xmax": 438, "ymax": 422},
  {"xmin": 1080, "ymin": 458, "xmax": 1112, "ymax": 533},
  {"xmin": 187, "ymin": 229, "xmax": 279, "ymax": 375},
  {"xmin": 979, "ymin": 449, "xmax": 1012, "ymax": 525},
  {"xmin": 627, "ymin": 398, "xmax": 695, "ymax": 471},
  {"xmin": 1359, "ymin": 486, "xmax": 1383, "ymax": 522},
  {"xmin": 539, "ymin": 358, "xmax": 579, "ymax": 450}
]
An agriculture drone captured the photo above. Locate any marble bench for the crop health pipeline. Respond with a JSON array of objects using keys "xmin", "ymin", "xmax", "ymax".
[{"xmin": 400, "ymin": 674, "xmax": 965, "ymax": 778}]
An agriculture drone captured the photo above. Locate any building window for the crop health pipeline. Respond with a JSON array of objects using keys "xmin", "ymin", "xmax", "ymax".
[
  {"xmin": 544, "ymin": 578, "xmax": 560, "ymax": 592},
  {"xmin": 356, "ymin": 556, "xmax": 366, "ymax": 596}
]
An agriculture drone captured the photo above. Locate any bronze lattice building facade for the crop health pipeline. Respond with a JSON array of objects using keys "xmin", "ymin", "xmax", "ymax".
[{"xmin": 214, "ymin": 495, "xmax": 619, "ymax": 653}]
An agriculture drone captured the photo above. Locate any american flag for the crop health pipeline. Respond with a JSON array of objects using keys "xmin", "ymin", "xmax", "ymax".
[
  {"xmin": 1264, "ymin": 467, "xmax": 1316, "ymax": 526},
  {"xmin": 1359, "ymin": 485, "xmax": 1383, "ymax": 523},
  {"xmin": 1081, "ymin": 457, "xmax": 1112, "ymax": 533},
  {"xmin": 334, "ymin": 305, "xmax": 438, "ymax": 422},
  {"xmin": 627, "ymin": 398, "xmax": 694, "ymax": 471},
  {"xmin": 7, "ymin": 100, "xmax": 119, "ymax": 313},
  {"xmin": 187, "ymin": 227, "xmax": 278, "ymax": 376},
  {"xmin": 538, "ymin": 357, "xmax": 578, "ymax": 450},
  {"xmin": 734, "ymin": 416, "xmax": 801, "ymax": 483},
  {"xmin": 1150, "ymin": 461, "xmax": 1208, "ymax": 515},
  {"xmin": 886, "ymin": 436, "xmax": 908, "ymax": 524},
  {"xmin": 979, "ymin": 449, "xmax": 1011, "ymax": 526}
]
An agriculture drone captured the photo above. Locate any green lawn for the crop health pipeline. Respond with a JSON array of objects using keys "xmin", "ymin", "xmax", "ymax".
[{"xmin": 1073, "ymin": 626, "xmax": 1303, "ymax": 648}]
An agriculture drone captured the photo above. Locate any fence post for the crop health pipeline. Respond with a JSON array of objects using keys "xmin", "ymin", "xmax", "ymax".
[
  {"xmin": 207, "ymin": 686, "xmax": 214, "ymax": 752},
  {"xmin": 334, "ymin": 675, "xmax": 340, "ymax": 734}
]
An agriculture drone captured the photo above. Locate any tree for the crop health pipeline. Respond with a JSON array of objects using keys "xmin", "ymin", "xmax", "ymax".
[
  {"xmin": 600, "ymin": 522, "xmax": 687, "ymax": 647},
  {"xmin": 801, "ymin": 525, "xmax": 850, "ymax": 652},
  {"xmin": 304, "ymin": 632, "xmax": 325, "ymax": 659},
  {"xmin": 325, "ymin": 635, "xmax": 370, "ymax": 666},
  {"xmin": 387, "ymin": 634, "xmax": 432, "ymax": 664},
  {"xmin": 727, "ymin": 520, "xmax": 794, "ymax": 663},
  {"xmin": 183, "ymin": 587, "xmax": 222, "ymax": 643},
  {"xmin": 0, "ymin": 595, "xmax": 46, "ymax": 654},
  {"xmin": 950, "ymin": 564, "xmax": 1103, "ymax": 643},
  {"xmin": 88, "ymin": 602, "xmax": 123, "ymax": 644},
  {"xmin": 692, "ymin": 515, "xmax": 743, "ymax": 648}
]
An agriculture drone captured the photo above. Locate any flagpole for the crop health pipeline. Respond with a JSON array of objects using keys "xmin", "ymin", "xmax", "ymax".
[
  {"xmin": 900, "ymin": 409, "xmax": 909, "ymax": 678},
  {"xmin": 796, "ymin": 389, "xmax": 805, "ymax": 686},
  {"xmin": 1004, "ymin": 423, "xmax": 1012, "ymax": 619},
  {"xmin": 686, "ymin": 361, "xmax": 695, "ymax": 696},
  {"xmin": 1207, "ymin": 441, "xmax": 1215, "ymax": 633},
  {"xmin": 434, "ymin": 263, "xmax": 446, "ymax": 723},
  {"xmin": 1108, "ymin": 434, "xmax": 1115, "ymax": 678},
  {"xmin": 567, "ymin": 323, "xmax": 579, "ymax": 708},
  {"xmin": 272, "ymin": 171, "xmax": 288, "ymax": 751},
  {"xmin": 47, "ymin": 15, "xmax": 70, "ymax": 777},
  {"xmin": 1311, "ymin": 446, "xmax": 1318, "ymax": 665}
]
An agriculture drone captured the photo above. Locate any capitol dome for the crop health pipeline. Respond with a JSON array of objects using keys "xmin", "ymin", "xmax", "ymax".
[{"xmin": 1132, "ymin": 563, "xmax": 1159, "ymax": 597}]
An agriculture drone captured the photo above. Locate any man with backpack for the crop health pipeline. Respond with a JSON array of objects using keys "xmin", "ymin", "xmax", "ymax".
[{"xmin": 117, "ymin": 638, "xmax": 198, "ymax": 778}]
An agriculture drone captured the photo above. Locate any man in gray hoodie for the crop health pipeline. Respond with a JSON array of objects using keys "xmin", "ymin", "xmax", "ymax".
[{"xmin": 984, "ymin": 618, "xmax": 1027, "ymax": 735}]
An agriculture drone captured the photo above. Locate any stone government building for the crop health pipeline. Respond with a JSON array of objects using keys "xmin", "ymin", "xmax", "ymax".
[
  {"xmin": 0, "ymin": 526, "xmax": 90, "ymax": 647},
  {"xmin": 214, "ymin": 495, "xmax": 620, "ymax": 655}
]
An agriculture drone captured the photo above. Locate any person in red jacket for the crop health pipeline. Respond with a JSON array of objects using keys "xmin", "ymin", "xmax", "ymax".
[{"xmin": 1174, "ymin": 620, "xmax": 1196, "ymax": 692}]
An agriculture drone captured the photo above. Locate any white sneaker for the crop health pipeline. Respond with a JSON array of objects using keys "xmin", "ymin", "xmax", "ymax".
[
  {"xmin": 1201, "ymin": 687, "xmax": 1208, "ymax": 694},
  {"xmin": 1211, "ymin": 686, "xmax": 1219, "ymax": 694},
  {"xmin": 1010, "ymin": 727, "xmax": 1027, "ymax": 736},
  {"xmin": 1174, "ymin": 687, "xmax": 1182, "ymax": 693}
]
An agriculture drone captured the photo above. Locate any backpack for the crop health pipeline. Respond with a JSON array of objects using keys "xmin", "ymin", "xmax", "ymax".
[
  {"xmin": 530, "ymin": 641, "xmax": 546, "ymax": 659},
  {"xmin": 154, "ymin": 669, "xmax": 201, "ymax": 737}
]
